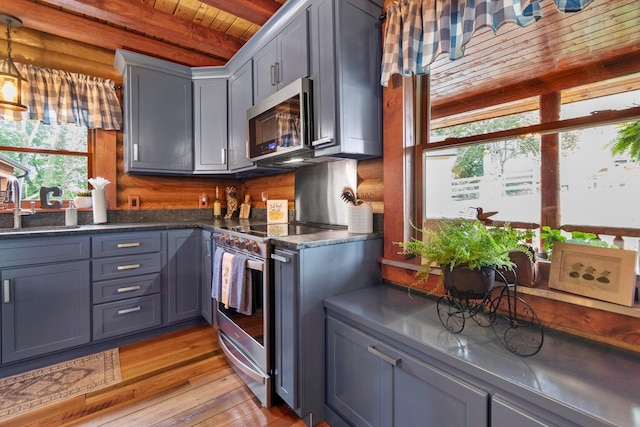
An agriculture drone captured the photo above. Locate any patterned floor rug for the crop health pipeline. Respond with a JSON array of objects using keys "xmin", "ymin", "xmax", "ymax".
[{"xmin": 0, "ymin": 348, "xmax": 122, "ymax": 421}]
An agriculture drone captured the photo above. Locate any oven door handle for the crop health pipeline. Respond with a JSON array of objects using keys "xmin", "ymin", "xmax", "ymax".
[{"xmin": 219, "ymin": 333, "xmax": 267, "ymax": 385}]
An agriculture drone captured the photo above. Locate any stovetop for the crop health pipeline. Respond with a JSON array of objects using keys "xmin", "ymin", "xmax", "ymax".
[{"xmin": 217, "ymin": 222, "xmax": 341, "ymax": 239}]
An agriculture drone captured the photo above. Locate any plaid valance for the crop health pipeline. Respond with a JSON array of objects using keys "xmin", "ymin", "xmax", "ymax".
[
  {"xmin": 1, "ymin": 62, "xmax": 122, "ymax": 130},
  {"xmin": 381, "ymin": 0, "xmax": 595, "ymax": 86}
]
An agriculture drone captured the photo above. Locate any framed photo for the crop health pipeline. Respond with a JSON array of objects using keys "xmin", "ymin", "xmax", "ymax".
[{"xmin": 549, "ymin": 242, "xmax": 638, "ymax": 307}]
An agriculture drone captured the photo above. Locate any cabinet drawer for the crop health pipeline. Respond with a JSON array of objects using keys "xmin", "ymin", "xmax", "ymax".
[
  {"xmin": 93, "ymin": 294, "xmax": 162, "ymax": 340},
  {"xmin": 92, "ymin": 273, "xmax": 161, "ymax": 304},
  {"xmin": 0, "ymin": 236, "xmax": 90, "ymax": 268},
  {"xmin": 92, "ymin": 252, "xmax": 161, "ymax": 281},
  {"xmin": 92, "ymin": 232, "xmax": 161, "ymax": 258}
]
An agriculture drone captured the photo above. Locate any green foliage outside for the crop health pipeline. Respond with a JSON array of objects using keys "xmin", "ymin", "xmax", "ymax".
[
  {"xmin": 611, "ymin": 121, "xmax": 640, "ymax": 161},
  {"xmin": 0, "ymin": 119, "xmax": 88, "ymax": 200}
]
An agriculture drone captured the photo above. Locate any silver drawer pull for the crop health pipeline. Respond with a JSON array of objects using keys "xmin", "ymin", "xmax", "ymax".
[
  {"xmin": 368, "ymin": 345, "xmax": 400, "ymax": 366},
  {"xmin": 117, "ymin": 242, "xmax": 141, "ymax": 248},
  {"xmin": 117, "ymin": 285, "xmax": 141, "ymax": 293},
  {"xmin": 117, "ymin": 306, "xmax": 141, "ymax": 315},
  {"xmin": 117, "ymin": 263, "xmax": 141, "ymax": 271},
  {"xmin": 3, "ymin": 279, "xmax": 9, "ymax": 303}
]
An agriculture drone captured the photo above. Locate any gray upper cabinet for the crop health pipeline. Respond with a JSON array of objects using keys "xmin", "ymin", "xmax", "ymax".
[
  {"xmin": 228, "ymin": 61, "xmax": 255, "ymax": 171},
  {"xmin": 115, "ymin": 49, "xmax": 194, "ymax": 175},
  {"xmin": 193, "ymin": 78, "xmax": 228, "ymax": 173},
  {"xmin": 253, "ymin": 11, "xmax": 309, "ymax": 104},
  {"xmin": 309, "ymin": 0, "xmax": 383, "ymax": 158}
]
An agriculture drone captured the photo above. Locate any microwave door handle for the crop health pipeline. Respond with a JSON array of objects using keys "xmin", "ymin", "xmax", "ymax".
[{"xmin": 312, "ymin": 136, "xmax": 334, "ymax": 148}]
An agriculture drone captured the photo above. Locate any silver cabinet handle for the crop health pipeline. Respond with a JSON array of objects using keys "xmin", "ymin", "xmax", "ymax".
[
  {"xmin": 312, "ymin": 136, "xmax": 334, "ymax": 147},
  {"xmin": 133, "ymin": 143, "xmax": 139, "ymax": 161},
  {"xmin": 271, "ymin": 253, "xmax": 289, "ymax": 263},
  {"xmin": 274, "ymin": 62, "xmax": 280, "ymax": 84},
  {"xmin": 117, "ymin": 306, "xmax": 141, "ymax": 315},
  {"xmin": 117, "ymin": 285, "xmax": 141, "ymax": 293},
  {"xmin": 3, "ymin": 279, "xmax": 9, "ymax": 303},
  {"xmin": 368, "ymin": 345, "xmax": 400, "ymax": 366},
  {"xmin": 117, "ymin": 242, "xmax": 141, "ymax": 248},
  {"xmin": 222, "ymin": 148, "xmax": 227, "ymax": 164},
  {"xmin": 270, "ymin": 64, "xmax": 276, "ymax": 86},
  {"xmin": 117, "ymin": 263, "xmax": 141, "ymax": 271}
]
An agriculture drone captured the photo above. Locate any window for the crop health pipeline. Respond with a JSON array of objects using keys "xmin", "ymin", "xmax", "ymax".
[
  {"xmin": 0, "ymin": 119, "xmax": 91, "ymax": 201},
  {"xmin": 423, "ymin": 78, "xmax": 640, "ymax": 250}
]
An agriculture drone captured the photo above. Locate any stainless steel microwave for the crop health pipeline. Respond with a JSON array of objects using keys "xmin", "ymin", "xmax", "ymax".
[{"xmin": 247, "ymin": 77, "xmax": 313, "ymax": 165}]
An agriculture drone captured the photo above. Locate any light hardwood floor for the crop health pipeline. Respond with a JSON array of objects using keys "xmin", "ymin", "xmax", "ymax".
[{"xmin": 1, "ymin": 324, "xmax": 330, "ymax": 427}]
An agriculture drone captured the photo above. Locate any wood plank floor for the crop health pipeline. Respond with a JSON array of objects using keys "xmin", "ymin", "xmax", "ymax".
[{"xmin": 0, "ymin": 324, "xmax": 330, "ymax": 427}]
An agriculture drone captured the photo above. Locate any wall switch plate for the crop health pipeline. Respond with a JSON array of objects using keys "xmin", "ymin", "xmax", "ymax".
[{"xmin": 128, "ymin": 195, "xmax": 140, "ymax": 210}]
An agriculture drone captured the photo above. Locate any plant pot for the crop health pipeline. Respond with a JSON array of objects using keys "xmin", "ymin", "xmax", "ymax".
[
  {"xmin": 497, "ymin": 248, "xmax": 540, "ymax": 287},
  {"xmin": 442, "ymin": 265, "xmax": 495, "ymax": 300},
  {"xmin": 73, "ymin": 196, "xmax": 92, "ymax": 209}
]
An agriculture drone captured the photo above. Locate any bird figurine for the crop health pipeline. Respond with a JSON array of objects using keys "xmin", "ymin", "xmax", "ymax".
[{"xmin": 475, "ymin": 207, "xmax": 498, "ymax": 225}]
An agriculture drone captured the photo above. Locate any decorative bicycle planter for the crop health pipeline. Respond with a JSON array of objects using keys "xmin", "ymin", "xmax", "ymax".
[{"xmin": 436, "ymin": 267, "xmax": 544, "ymax": 357}]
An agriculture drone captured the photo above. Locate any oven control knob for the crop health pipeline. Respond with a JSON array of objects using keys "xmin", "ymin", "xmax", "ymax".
[
  {"xmin": 233, "ymin": 237, "xmax": 241, "ymax": 247},
  {"xmin": 250, "ymin": 242, "xmax": 259, "ymax": 253},
  {"xmin": 224, "ymin": 235, "xmax": 231, "ymax": 245},
  {"xmin": 238, "ymin": 239, "xmax": 247, "ymax": 249}
]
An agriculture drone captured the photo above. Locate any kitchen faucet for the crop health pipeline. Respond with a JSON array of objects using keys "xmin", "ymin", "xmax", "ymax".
[{"xmin": 4, "ymin": 174, "xmax": 35, "ymax": 229}]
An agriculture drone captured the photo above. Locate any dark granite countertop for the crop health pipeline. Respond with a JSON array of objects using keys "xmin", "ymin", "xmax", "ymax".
[
  {"xmin": 0, "ymin": 219, "xmax": 381, "ymax": 248},
  {"xmin": 324, "ymin": 285, "xmax": 640, "ymax": 427}
]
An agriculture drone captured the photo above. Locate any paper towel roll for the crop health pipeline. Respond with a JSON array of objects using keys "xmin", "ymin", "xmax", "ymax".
[
  {"xmin": 348, "ymin": 204, "xmax": 373, "ymax": 233},
  {"xmin": 92, "ymin": 189, "xmax": 107, "ymax": 224}
]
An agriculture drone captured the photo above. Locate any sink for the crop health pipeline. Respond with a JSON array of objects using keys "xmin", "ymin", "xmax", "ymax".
[{"xmin": 0, "ymin": 225, "xmax": 82, "ymax": 234}]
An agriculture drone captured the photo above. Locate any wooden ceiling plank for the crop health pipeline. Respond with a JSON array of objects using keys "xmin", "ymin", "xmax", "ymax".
[
  {"xmin": 40, "ymin": 0, "xmax": 242, "ymax": 61},
  {"xmin": 4, "ymin": 0, "xmax": 224, "ymax": 67},
  {"xmin": 173, "ymin": 0, "xmax": 201, "ymax": 22},
  {"xmin": 209, "ymin": 11, "xmax": 236, "ymax": 34},
  {"xmin": 225, "ymin": 17, "xmax": 253, "ymax": 40},
  {"xmin": 198, "ymin": 0, "xmax": 281, "ymax": 26}
]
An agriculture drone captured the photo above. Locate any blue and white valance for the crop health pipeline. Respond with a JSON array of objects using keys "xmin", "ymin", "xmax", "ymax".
[
  {"xmin": 381, "ymin": 0, "xmax": 596, "ymax": 86},
  {"xmin": 1, "ymin": 62, "xmax": 123, "ymax": 130}
]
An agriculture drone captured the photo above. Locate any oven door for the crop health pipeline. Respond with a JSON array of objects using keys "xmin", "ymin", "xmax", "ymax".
[{"xmin": 214, "ymin": 251, "xmax": 273, "ymax": 407}]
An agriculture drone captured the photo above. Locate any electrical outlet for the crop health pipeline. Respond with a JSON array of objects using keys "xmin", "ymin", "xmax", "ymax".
[
  {"xmin": 128, "ymin": 195, "xmax": 140, "ymax": 210},
  {"xmin": 199, "ymin": 193, "xmax": 208, "ymax": 208}
]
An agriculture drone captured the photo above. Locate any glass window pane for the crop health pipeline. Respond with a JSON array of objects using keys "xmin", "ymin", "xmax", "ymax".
[
  {"xmin": 559, "ymin": 123, "xmax": 640, "ymax": 228},
  {"xmin": 0, "ymin": 119, "xmax": 87, "ymax": 152},
  {"xmin": 431, "ymin": 109, "xmax": 539, "ymax": 142},
  {"xmin": 424, "ymin": 137, "xmax": 541, "ymax": 224},
  {"xmin": 0, "ymin": 151, "xmax": 88, "ymax": 200},
  {"xmin": 561, "ymin": 89, "xmax": 640, "ymax": 120}
]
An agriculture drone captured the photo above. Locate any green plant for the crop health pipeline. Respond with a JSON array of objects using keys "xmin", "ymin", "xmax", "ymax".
[
  {"xmin": 76, "ymin": 191, "xmax": 92, "ymax": 197},
  {"xmin": 397, "ymin": 219, "xmax": 532, "ymax": 284},
  {"xmin": 540, "ymin": 226, "xmax": 618, "ymax": 260}
]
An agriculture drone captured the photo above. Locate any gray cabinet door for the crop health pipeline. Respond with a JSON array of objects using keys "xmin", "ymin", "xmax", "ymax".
[
  {"xmin": 201, "ymin": 230, "xmax": 213, "ymax": 325},
  {"xmin": 194, "ymin": 78, "xmax": 228, "ymax": 173},
  {"xmin": 1, "ymin": 261, "xmax": 90, "ymax": 363},
  {"xmin": 253, "ymin": 11, "xmax": 309, "ymax": 104},
  {"xmin": 125, "ymin": 65, "xmax": 193, "ymax": 174},
  {"xmin": 166, "ymin": 229, "xmax": 202, "ymax": 323},
  {"xmin": 326, "ymin": 317, "xmax": 393, "ymax": 427},
  {"xmin": 394, "ymin": 351, "xmax": 489, "ymax": 427},
  {"xmin": 273, "ymin": 248, "xmax": 299, "ymax": 409},
  {"xmin": 309, "ymin": 0, "xmax": 382, "ymax": 158},
  {"xmin": 228, "ymin": 61, "xmax": 255, "ymax": 171}
]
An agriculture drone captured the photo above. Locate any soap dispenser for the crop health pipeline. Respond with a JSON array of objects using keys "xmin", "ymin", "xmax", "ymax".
[{"xmin": 65, "ymin": 200, "xmax": 78, "ymax": 226}]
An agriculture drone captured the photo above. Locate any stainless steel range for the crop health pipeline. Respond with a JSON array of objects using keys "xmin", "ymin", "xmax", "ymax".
[{"xmin": 212, "ymin": 222, "xmax": 334, "ymax": 408}]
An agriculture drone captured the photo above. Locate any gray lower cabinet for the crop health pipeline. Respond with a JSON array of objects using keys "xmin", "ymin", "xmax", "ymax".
[
  {"xmin": 1, "ymin": 261, "xmax": 91, "ymax": 364},
  {"xmin": 228, "ymin": 60, "xmax": 255, "ymax": 171},
  {"xmin": 253, "ymin": 10, "xmax": 309, "ymax": 103},
  {"xmin": 308, "ymin": 0, "xmax": 382, "ymax": 158},
  {"xmin": 0, "ymin": 235, "xmax": 92, "ymax": 364},
  {"xmin": 326, "ymin": 316, "xmax": 489, "ymax": 427},
  {"xmin": 193, "ymin": 78, "xmax": 228, "ymax": 173},
  {"xmin": 271, "ymin": 238, "xmax": 383, "ymax": 425},
  {"xmin": 165, "ymin": 229, "xmax": 201, "ymax": 324},
  {"xmin": 201, "ymin": 231, "xmax": 214, "ymax": 325},
  {"xmin": 92, "ymin": 231, "xmax": 163, "ymax": 340}
]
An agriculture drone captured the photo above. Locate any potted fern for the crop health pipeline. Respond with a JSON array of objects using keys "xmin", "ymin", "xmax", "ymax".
[{"xmin": 398, "ymin": 219, "xmax": 532, "ymax": 299}]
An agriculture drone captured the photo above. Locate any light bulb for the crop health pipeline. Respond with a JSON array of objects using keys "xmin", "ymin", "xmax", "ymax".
[{"xmin": 1, "ymin": 78, "xmax": 18, "ymax": 103}]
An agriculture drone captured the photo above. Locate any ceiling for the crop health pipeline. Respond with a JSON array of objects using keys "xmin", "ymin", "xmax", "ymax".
[{"xmin": 2, "ymin": 0, "xmax": 287, "ymax": 67}]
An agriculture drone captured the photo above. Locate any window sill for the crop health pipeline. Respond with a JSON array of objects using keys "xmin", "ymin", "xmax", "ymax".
[{"xmin": 379, "ymin": 257, "xmax": 640, "ymax": 318}]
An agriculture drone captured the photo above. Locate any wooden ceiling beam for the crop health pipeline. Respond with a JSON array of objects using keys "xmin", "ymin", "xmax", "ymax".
[
  {"xmin": 2, "ymin": 0, "xmax": 224, "ymax": 67},
  {"xmin": 198, "ymin": 0, "xmax": 281, "ymax": 26},
  {"xmin": 39, "ymin": 0, "xmax": 243, "ymax": 61}
]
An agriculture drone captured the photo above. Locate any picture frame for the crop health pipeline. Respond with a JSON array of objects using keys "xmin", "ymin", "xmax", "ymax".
[{"xmin": 549, "ymin": 242, "xmax": 638, "ymax": 307}]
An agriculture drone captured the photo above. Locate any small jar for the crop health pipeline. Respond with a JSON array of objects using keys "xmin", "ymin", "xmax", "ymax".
[{"xmin": 65, "ymin": 201, "xmax": 78, "ymax": 226}]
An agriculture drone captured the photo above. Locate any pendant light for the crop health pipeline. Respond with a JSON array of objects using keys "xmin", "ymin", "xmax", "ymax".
[{"xmin": 0, "ymin": 14, "xmax": 27, "ymax": 112}]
